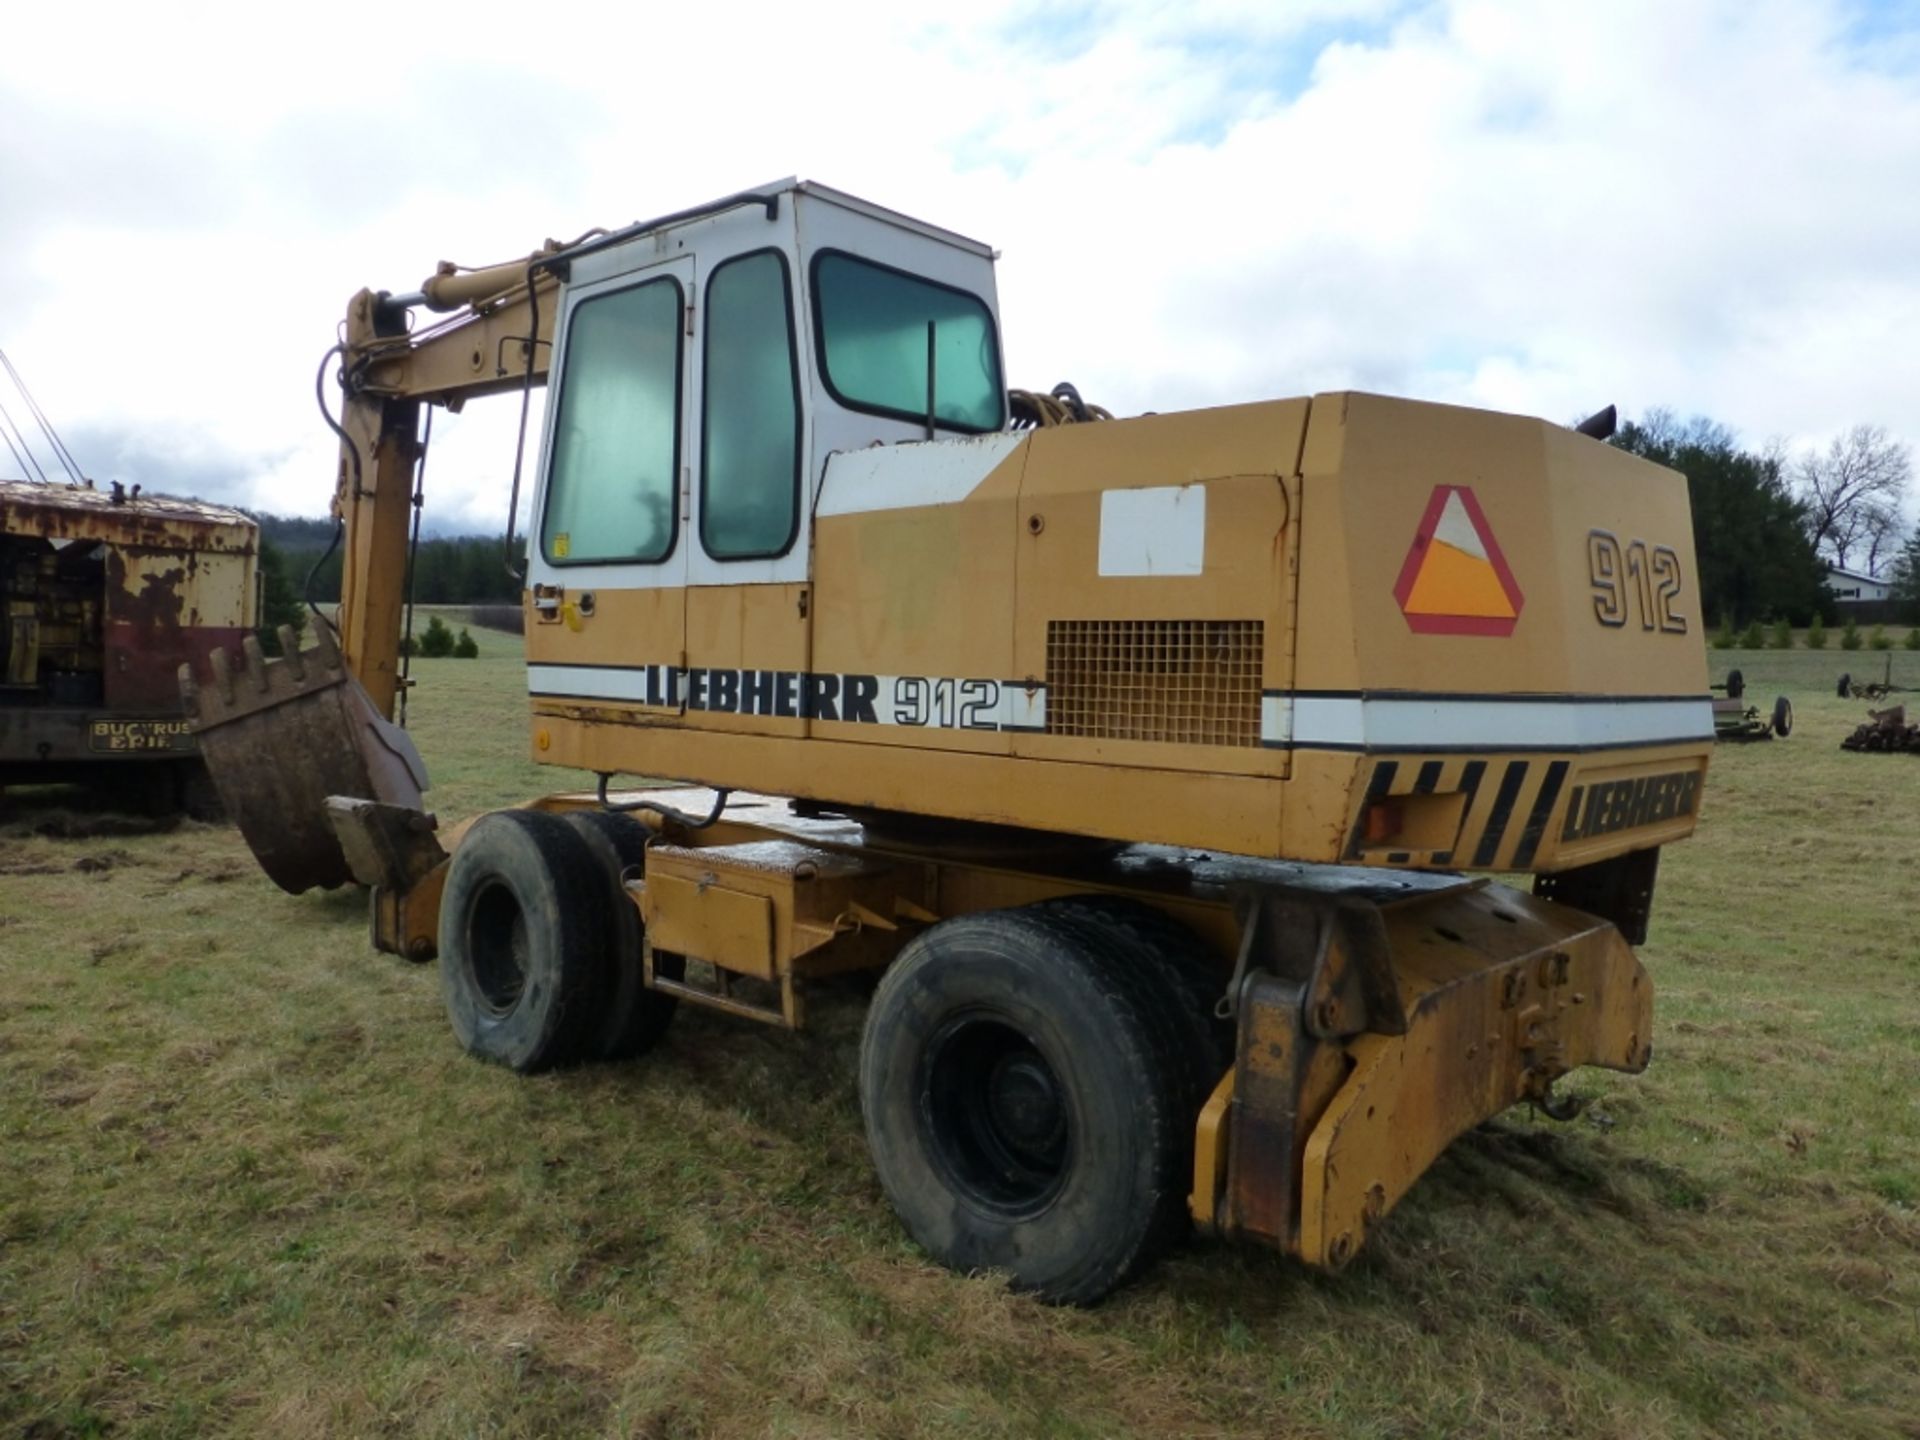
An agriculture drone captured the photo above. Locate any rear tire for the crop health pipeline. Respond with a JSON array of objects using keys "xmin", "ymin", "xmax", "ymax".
[
  {"xmin": 1771, "ymin": 695, "xmax": 1793, "ymax": 737},
  {"xmin": 439, "ymin": 810, "xmax": 612, "ymax": 1073},
  {"xmin": 562, "ymin": 809, "xmax": 682, "ymax": 1060},
  {"xmin": 1028, "ymin": 897, "xmax": 1232, "ymax": 1254},
  {"xmin": 1034, "ymin": 896, "xmax": 1233, "ymax": 1088},
  {"xmin": 859, "ymin": 908, "xmax": 1185, "ymax": 1305}
]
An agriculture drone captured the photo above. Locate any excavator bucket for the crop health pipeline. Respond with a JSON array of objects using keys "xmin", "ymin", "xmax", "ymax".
[{"xmin": 179, "ymin": 623, "xmax": 427, "ymax": 894}]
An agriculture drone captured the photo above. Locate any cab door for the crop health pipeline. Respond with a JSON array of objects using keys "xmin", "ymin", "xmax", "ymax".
[
  {"xmin": 524, "ymin": 256, "xmax": 694, "ymax": 715},
  {"xmin": 680, "ymin": 247, "xmax": 812, "ymax": 737}
]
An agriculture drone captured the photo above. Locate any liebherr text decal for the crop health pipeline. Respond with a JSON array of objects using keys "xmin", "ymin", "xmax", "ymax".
[
  {"xmin": 527, "ymin": 664, "xmax": 1044, "ymax": 733},
  {"xmin": 1559, "ymin": 769, "xmax": 1700, "ymax": 842}
]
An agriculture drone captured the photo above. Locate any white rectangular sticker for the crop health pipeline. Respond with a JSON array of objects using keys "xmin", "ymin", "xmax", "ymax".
[{"xmin": 1098, "ymin": 485, "xmax": 1205, "ymax": 577}]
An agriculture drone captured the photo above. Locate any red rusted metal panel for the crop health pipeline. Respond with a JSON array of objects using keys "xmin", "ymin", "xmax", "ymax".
[{"xmin": 1, "ymin": 478, "xmax": 257, "ymax": 771}]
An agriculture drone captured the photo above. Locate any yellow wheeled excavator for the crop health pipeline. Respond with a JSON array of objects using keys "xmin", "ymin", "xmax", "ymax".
[{"xmin": 184, "ymin": 180, "xmax": 1712, "ymax": 1303}]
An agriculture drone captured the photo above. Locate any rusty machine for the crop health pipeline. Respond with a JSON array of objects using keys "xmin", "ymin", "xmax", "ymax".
[
  {"xmin": 185, "ymin": 182, "xmax": 1714, "ymax": 1302},
  {"xmin": 1, "ymin": 476, "xmax": 256, "ymax": 810},
  {"xmin": 1836, "ymin": 660, "xmax": 1920, "ymax": 752},
  {"xmin": 1710, "ymin": 668, "xmax": 1791, "ymax": 742},
  {"xmin": 1837, "ymin": 656, "xmax": 1913, "ymax": 701}
]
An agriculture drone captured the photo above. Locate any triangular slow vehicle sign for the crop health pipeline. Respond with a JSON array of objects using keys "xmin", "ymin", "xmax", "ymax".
[{"xmin": 1392, "ymin": 484, "xmax": 1525, "ymax": 636}]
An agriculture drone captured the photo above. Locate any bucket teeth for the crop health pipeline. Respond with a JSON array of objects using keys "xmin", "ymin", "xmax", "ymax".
[
  {"xmin": 313, "ymin": 618, "xmax": 342, "ymax": 671},
  {"xmin": 279, "ymin": 627, "xmax": 307, "ymax": 681},
  {"xmin": 209, "ymin": 645, "xmax": 235, "ymax": 703},
  {"xmin": 241, "ymin": 635, "xmax": 271, "ymax": 693}
]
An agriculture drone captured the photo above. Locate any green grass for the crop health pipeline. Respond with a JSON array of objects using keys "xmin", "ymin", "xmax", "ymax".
[{"xmin": 2, "ymin": 642, "xmax": 1918, "ymax": 1437}]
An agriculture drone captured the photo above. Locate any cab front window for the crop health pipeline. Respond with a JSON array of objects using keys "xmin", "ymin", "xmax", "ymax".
[{"xmin": 541, "ymin": 275, "xmax": 683, "ymax": 566}]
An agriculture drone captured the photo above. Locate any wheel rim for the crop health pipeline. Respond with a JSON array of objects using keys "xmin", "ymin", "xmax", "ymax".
[
  {"xmin": 468, "ymin": 879, "xmax": 530, "ymax": 1015},
  {"xmin": 922, "ymin": 1015, "xmax": 1072, "ymax": 1217}
]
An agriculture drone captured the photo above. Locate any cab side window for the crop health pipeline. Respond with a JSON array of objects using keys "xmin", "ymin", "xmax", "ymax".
[
  {"xmin": 701, "ymin": 252, "xmax": 801, "ymax": 559},
  {"xmin": 812, "ymin": 252, "xmax": 1002, "ymax": 433}
]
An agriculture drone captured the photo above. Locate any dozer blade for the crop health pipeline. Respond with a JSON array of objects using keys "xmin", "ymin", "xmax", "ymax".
[{"xmin": 179, "ymin": 623, "xmax": 428, "ymax": 894}]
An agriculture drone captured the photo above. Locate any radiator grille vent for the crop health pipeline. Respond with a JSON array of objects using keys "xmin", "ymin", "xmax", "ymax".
[{"xmin": 1045, "ymin": 619, "xmax": 1263, "ymax": 747}]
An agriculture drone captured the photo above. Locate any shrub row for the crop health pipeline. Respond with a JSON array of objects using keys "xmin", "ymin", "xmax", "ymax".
[
  {"xmin": 1711, "ymin": 618, "xmax": 1917, "ymax": 650},
  {"xmin": 400, "ymin": 614, "xmax": 479, "ymax": 659}
]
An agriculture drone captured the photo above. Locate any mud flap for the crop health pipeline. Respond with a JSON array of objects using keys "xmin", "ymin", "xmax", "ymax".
[{"xmin": 179, "ymin": 623, "xmax": 428, "ymax": 893}]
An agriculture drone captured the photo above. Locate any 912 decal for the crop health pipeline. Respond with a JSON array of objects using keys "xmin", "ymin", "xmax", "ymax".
[
  {"xmin": 1588, "ymin": 530, "xmax": 1687, "ymax": 634},
  {"xmin": 891, "ymin": 677, "xmax": 1002, "ymax": 728}
]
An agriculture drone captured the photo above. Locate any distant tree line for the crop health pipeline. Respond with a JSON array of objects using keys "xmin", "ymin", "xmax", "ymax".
[
  {"xmin": 1610, "ymin": 411, "xmax": 1916, "ymax": 627},
  {"xmin": 1890, "ymin": 532, "xmax": 1920, "ymax": 622},
  {"xmin": 248, "ymin": 512, "xmax": 524, "ymax": 606}
]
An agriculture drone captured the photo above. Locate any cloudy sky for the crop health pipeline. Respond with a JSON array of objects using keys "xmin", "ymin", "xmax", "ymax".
[{"xmin": 2, "ymin": 0, "xmax": 1916, "ymax": 535}]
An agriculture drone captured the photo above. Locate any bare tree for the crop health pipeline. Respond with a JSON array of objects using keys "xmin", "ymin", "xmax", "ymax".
[{"xmin": 1796, "ymin": 425, "xmax": 1912, "ymax": 572}]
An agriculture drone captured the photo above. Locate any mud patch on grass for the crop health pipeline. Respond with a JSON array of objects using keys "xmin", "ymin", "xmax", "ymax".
[
  {"xmin": 0, "ymin": 861, "xmax": 62, "ymax": 877},
  {"xmin": 21, "ymin": 810, "xmax": 179, "ymax": 840},
  {"xmin": 86, "ymin": 934, "xmax": 138, "ymax": 964},
  {"xmin": 72, "ymin": 849, "xmax": 138, "ymax": 875}
]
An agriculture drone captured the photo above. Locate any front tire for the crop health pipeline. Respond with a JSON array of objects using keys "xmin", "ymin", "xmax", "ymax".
[
  {"xmin": 439, "ymin": 810, "xmax": 612, "ymax": 1073},
  {"xmin": 859, "ymin": 909, "xmax": 1185, "ymax": 1305},
  {"xmin": 562, "ymin": 809, "xmax": 682, "ymax": 1060}
]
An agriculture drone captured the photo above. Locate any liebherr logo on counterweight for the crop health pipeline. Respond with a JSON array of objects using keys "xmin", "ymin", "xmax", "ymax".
[{"xmin": 1560, "ymin": 770, "xmax": 1700, "ymax": 842}]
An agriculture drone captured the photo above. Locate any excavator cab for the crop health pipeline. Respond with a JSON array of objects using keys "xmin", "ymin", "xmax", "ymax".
[
  {"xmin": 523, "ymin": 185, "xmax": 1008, "ymax": 749},
  {"xmin": 191, "ymin": 182, "xmax": 1011, "ymax": 891}
]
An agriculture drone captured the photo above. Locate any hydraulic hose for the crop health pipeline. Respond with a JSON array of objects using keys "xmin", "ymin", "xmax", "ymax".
[{"xmin": 596, "ymin": 774, "xmax": 731, "ymax": 831}]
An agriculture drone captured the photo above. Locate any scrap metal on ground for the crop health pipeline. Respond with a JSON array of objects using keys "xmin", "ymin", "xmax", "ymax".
[
  {"xmin": 1711, "ymin": 668, "xmax": 1791, "ymax": 741},
  {"xmin": 1836, "ymin": 657, "xmax": 1913, "ymax": 701},
  {"xmin": 1840, "ymin": 704, "xmax": 1920, "ymax": 754}
]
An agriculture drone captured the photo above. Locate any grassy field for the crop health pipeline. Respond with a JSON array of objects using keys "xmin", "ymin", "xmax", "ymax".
[{"xmin": 2, "ymin": 631, "xmax": 1918, "ymax": 1438}]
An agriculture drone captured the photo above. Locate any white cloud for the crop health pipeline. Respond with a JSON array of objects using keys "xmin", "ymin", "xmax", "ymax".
[{"xmin": 1, "ymin": 0, "xmax": 1915, "ymax": 533}]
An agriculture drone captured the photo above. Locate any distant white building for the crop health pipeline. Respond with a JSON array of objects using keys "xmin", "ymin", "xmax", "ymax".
[{"xmin": 1824, "ymin": 564, "xmax": 1894, "ymax": 606}]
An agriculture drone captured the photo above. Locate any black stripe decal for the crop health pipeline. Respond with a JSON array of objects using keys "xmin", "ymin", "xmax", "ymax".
[
  {"xmin": 1473, "ymin": 761, "xmax": 1530, "ymax": 868},
  {"xmin": 1345, "ymin": 760, "xmax": 1400, "ymax": 859},
  {"xmin": 1457, "ymin": 758, "xmax": 1489, "ymax": 805},
  {"xmin": 1510, "ymin": 760, "xmax": 1571, "ymax": 869},
  {"xmin": 1413, "ymin": 760, "xmax": 1443, "ymax": 794},
  {"xmin": 1454, "ymin": 758, "xmax": 1490, "ymax": 824},
  {"xmin": 1433, "ymin": 758, "xmax": 1488, "ymax": 866}
]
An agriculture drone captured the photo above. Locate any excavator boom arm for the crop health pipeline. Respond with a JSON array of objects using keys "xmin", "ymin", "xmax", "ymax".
[
  {"xmin": 333, "ymin": 268, "xmax": 558, "ymax": 717},
  {"xmin": 179, "ymin": 252, "xmax": 560, "ymax": 893}
]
